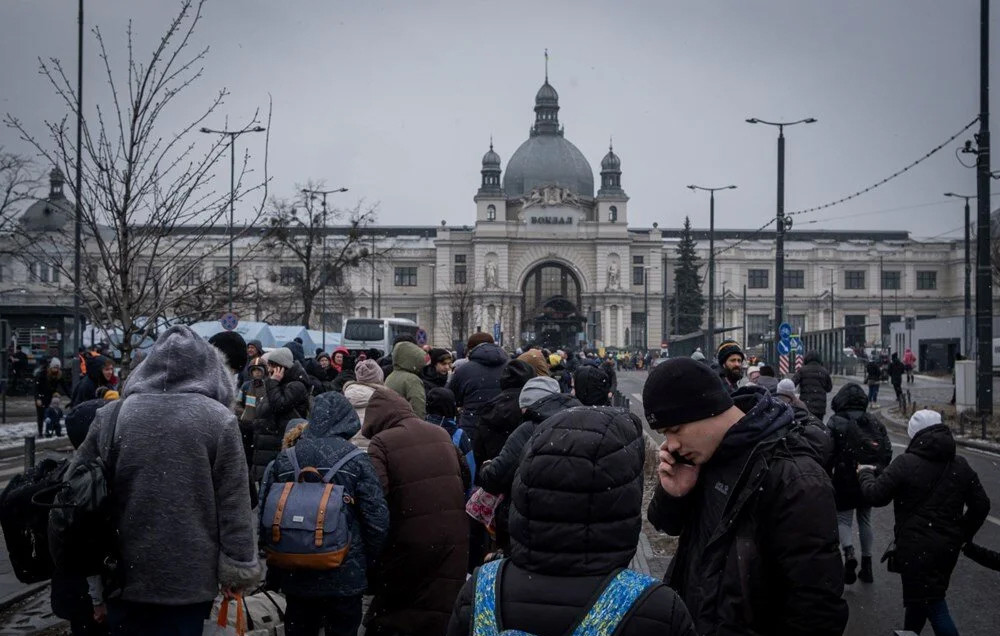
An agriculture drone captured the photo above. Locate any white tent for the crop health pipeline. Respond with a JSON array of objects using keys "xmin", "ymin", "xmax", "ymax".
[
  {"xmin": 187, "ymin": 321, "xmax": 276, "ymax": 348},
  {"xmin": 269, "ymin": 326, "xmax": 316, "ymax": 354},
  {"xmin": 306, "ymin": 330, "xmax": 342, "ymax": 352}
]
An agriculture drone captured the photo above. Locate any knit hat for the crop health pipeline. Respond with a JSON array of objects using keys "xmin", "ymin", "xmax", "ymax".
[
  {"xmin": 426, "ymin": 387, "xmax": 457, "ymax": 418},
  {"xmin": 500, "ymin": 360, "xmax": 535, "ymax": 391},
  {"xmin": 758, "ymin": 364, "xmax": 776, "ymax": 377},
  {"xmin": 49, "ymin": 357, "xmax": 62, "ymax": 370},
  {"xmin": 642, "ymin": 357, "xmax": 735, "ymax": 430},
  {"xmin": 429, "ymin": 348, "xmax": 453, "ymax": 365},
  {"xmin": 467, "ymin": 332, "xmax": 494, "ymax": 352},
  {"xmin": 316, "ymin": 351, "xmax": 331, "ymax": 362},
  {"xmin": 716, "ymin": 340, "xmax": 744, "ymax": 367},
  {"xmin": 908, "ymin": 409, "xmax": 943, "ymax": 439},
  {"xmin": 548, "ymin": 353, "xmax": 562, "ymax": 368},
  {"xmin": 747, "ymin": 365, "xmax": 760, "ymax": 380},
  {"xmin": 267, "ymin": 347, "xmax": 294, "ymax": 369},
  {"xmin": 573, "ymin": 365, "xmax": 610, "ymax": 406},
  {"xmin": 208, "ymin": 331, "xmax": 249, "ymax": 372},
  {"xmin": 691, "ymin": 350, "xmax": 706, "ymax": 362},
  {"xmin": 518, "ymin": 376, "xmax": 561, "ymax": 409},
  {"xmin": 775, "ymin": 379, "xmax": 797, "ymax": 399},
  {"xmin": 517, "ymin": 349, "xmax": 549, "ymax": 377},
  {"xmin": 354, "ymin": 358, "xmax": 385, "ymax": 384}
]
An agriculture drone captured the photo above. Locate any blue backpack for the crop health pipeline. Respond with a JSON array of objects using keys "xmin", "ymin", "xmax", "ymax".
[
  {"xmin": 473, "ymin": 559, "xmax": 658, "ymax": 636},
  {"xmin": 261, "ymin": 447, "xmax": 365, "ymax": 570}
]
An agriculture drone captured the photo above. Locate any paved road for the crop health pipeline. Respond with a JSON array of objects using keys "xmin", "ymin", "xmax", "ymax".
[{"xmin": 617, "ymin": 370, "xmax": 1000, "ymax": 636}]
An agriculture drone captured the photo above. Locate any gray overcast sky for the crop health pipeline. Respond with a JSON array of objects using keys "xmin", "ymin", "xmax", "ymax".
[{"xmin": 1, "ymin": 0, "xmax": 996, "ymax": 239}]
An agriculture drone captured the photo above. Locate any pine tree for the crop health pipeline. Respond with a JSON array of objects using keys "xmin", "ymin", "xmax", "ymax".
[{"xmin": 670, "ymin": 216, "xmax": 705, "ymax": 334}]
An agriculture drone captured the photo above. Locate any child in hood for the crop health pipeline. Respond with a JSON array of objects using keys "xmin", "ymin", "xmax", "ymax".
[{"xmin": 43, "ymin": 393, "xmax": 64, "ymax": 438}]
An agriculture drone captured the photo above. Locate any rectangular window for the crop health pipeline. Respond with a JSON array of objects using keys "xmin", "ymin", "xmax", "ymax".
[
  {"xmin": 632, "ymin": 255, "xmax": 644, "ymax": 265},
  {"xmin": 454, "ymin": 254, "xmax": 466, "ymax": 264},
  {"xmin": 631, "ymin": 312, "xmax": 646, "ymax": 347},
  {"xmin": 916, "ymin": 270, "xmax": 937, "ymax": 290},
  {"xmin": 215, "ymin": 266, "xmax": 239, "ymax": 287},
  {"xmin": 633, "ymin": 266, "xmax": 645, "ymax": 286},
  {"xmin": 394, "ymin": 267, "xmax": 417, "ymax": 287},
  {"xmin": 881, "ymin": 270, "xmax": 901, "ymax": 290},
  {"xmin": 453, "ymin": 265, "xmax": 466, "ymax": 285},
  {"xmin": 783, "ymin": 269, "xmax": 804, "ymax": 289},
  {"xmin": 748, "ymin": 269, "xmax": 769, "ymax": 289},
  {"xmin": 279, "ymin": 266, "xmax": 303, "ymax": 286},
  {"xmin": 844, "ymin": 270, "xmax": 865, "ymax": 290},
  {"xmin": 179, "ymin": 262, "xmax": 201, "ymax": 287},
  {"xmin": 747, "ymin": 314, "xmax": 770, "ymax": 346}
]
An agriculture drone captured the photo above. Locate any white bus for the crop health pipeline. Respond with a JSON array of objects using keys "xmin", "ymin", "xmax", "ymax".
[{"xmin": 341, "ymin": 317, "xmax": 420, "ymax": 359}]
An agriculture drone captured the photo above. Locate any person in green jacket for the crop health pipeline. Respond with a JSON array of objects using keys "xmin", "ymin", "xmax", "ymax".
[{"xmin": 384, "ymin": 341, "xmax": 428, "ymax": 418}]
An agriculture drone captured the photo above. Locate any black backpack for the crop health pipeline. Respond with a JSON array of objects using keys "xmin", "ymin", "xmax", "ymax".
[
  {"xmin": 0, "ymin": 457, "xmax": 69, "ymax": 583},
  {"xmin": 847, "ymin": 413, "xmax": 889, "ymax": 468},
  {"xmin": 42, "ymin": 401, "xmax": 124, "ymax": 594}
]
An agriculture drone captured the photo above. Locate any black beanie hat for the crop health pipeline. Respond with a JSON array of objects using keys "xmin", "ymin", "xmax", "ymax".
[
  {"xmin": 426, "ymin": 387, "xmax": 457, "ymax": 418},
  {"xmin": 208, "ymin": 330, "xmax": 248, "ymax": 373},
  {"xmin": 643, "ymin": 357, "xmax": 734, "ymax": 430},
  {"xmin": 429, "ymin": 348, "xmax": 452, "ymax": 365},
  {"xmin": 716, "ymin": 340, "xmax": 744, "ymax": 367},
  {"xmin": 65, "ymin": 399, "xmax": 105, "ymax": 449}
]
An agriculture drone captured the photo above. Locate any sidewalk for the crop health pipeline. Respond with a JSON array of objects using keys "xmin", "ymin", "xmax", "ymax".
[{"xmin": 873, "ymin": 405, "xmax": 1000, "ymax": 455}]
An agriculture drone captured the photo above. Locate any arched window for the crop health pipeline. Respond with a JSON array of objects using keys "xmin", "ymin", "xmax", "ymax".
[
  {"xmin": 487, "ymin": 204, "xmax": 496, "ymax": 221},
  {"xmin": 609, "ymin": 206, "xmax": 618, "ymax": 223}
]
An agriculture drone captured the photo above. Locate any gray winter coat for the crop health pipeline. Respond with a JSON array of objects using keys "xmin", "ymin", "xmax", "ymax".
[{"xmin": 70, "ymin": 326, "xmax": 260, "ymax": 605}]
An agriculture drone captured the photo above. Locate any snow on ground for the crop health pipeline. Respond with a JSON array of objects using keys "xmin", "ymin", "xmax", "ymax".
[{"xmin": 0, "ymin": 422, "xmax": 43, "ymax": 450}]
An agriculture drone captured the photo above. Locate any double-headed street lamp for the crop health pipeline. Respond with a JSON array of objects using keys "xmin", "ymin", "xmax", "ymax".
[
  {"xmin": 687, "ymin": 184, "xmax": 737, "ymax": 353},
  {"xmin": 199, "ymin": 125, "xmax": 266, "ymax": 313},
  {"xmin": 943, "ymin": 192, "xmax": 976, "ymax": 358},
  {"xmin": 746, "ymin": 117, "xmax": 816, "ymax": 359},
  {"xmin": 301, "ymin": 187, "xmax": 349, "ymax": 351}
]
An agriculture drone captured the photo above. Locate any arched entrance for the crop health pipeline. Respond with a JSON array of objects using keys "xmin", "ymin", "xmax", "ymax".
[{"xmin": 520, "ymin": 262, "xmax": 586, "ymax": 350}]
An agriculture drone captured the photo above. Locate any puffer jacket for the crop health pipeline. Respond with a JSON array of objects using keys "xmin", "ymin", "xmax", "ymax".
[
  {"xmin": 827, "ymin": 383, "xmax": 891, "ymax": 510},
  {"xmin": 448, "ymin": 408, "xmax": 697, "ymax": 636},
  {"xmin": 859, "ymin": 424, "xmax": 989, "ymax": 603},
  {"xmin": 258, "ymin": 392, "xmax": 388, "ymax": 598},
  {"xmin": 362, "ymin": 389, "xmax": 471, "ymax": 636},
  {"xmin": 447, "ymin": 343, "xmax": 509, "ymax": 438},
  {"xmin": 792, "ymin": 351, "xmax": 833, "ymax": 419},
  {"xmin": 472, "ymin": 360, "xmax": 533, "ymax": 468},
  {"xmin": 252, "ymin": 363, "xmax": 311, "ymax": 482},
  {"xmin": 383, "ymin": 341, "xmax": 427, "ymax": 418},
  {"xmin": 647, "ymin": 388, "xmax": 848, "ymax": 636}
]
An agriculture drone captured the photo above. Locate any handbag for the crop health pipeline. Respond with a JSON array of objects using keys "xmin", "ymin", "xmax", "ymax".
[
  {"xmin": 465, "ymin": 488, "xmax": 503, "ymax": 530},
  {"xmin": 204, "ymin": 595, "xmax": 247, "ymax": 636},
  {"xmin": 880, "ymin": 460, "xmax": 952, "ymax": 575}
]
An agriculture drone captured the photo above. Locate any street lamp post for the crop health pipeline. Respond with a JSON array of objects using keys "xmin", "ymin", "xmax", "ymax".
[
  {"xmin": 944, "ymin": 192, "xmax": 975, "ymax": 358},
  {"xmin": 643, "ymin": 266, "xmax": 650, "ymax": 351},
  {"xmin": 687, "ymin": 184, "xmax": 737, "ymax": 353},
  {"xmin": 199, "ymin": 125, "xmax": 266, "ymax": 313},
  {"xmin": 301, "ymin": 186, "xmax": 349, "ymax": 351},
  {"xmin": 746, "ymin": 117, "xmax": 816, "ymax": 360}
]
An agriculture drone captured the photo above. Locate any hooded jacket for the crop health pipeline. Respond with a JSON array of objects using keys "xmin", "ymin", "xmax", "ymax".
[
  {"xmin": 448, "ymin": 408, "xmax": 697, "ymax": 636},
  {"xmin": 472, "ymin": 360, "xmax": 533, "ymax": 468},
  {"xmin": 827, "ymin": 383, "xmax": 891, "ymax": 510},
  {"xmin": 647, "ymin": 388, "xmax": 848, "ymax": 636},
  {"xmin": 342, "ymin": 381, "xmax": 376, "ymax": 450},
  {"xmin": 238, "ymin": 339, "xmax": 264, "ymax": 385},
  {"xmin": 859, "ymin": 424, "xmax": 990, "ymax": 603},
  {"xmin": 69, "ymin": 354, "xmax": 111, "ymax": 407},
  {"xmin": 447, "ymin": 342, "xmax": 509, "ymax": 438},
  {"xmin": 68, "ymin": 326, "xmax": 260, "ymax": 605},
  {"xmin": 284, "ymin": 340, "xmax": 306, "ymax": 365},
  {"xmin": 258, "ymin": 392, "xmax": 388, "ymax": 598},
  {"xmin": 361, "ymin": 389, "xmax": 471, "ymax": 636},
  {"xmin": 573, "ymin": 364, "xmax": 611, "ymax": 406},
  {"xmin": 384, "ymin": 341, "xmax": 428, "ymax": 418},
  {"xmin": 252, "ymin": 362, "xmax": 311, "ymax": 482},
  {"xmin": 792, "ymin": 351, "xmax": 833, "ymax": 419}
]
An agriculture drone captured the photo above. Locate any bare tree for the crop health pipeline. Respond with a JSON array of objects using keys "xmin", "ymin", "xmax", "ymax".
[
  {"xmin": 437, "ymin": 283, "xmax": 481, "ymax": 348},
  {"xmin": 4, "ymin": 0, "xmax": 270, "ymax": 377},
  {"xmin": 262, "ymin": 191, "xmax": 381, "ymax": 328},
  {"xmin": 0, "ymin": 149, "xmax": 38, "ymax": 235}
]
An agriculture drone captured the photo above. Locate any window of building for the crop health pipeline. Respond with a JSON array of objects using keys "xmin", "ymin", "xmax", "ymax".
[
  {"xmin": 787, "ymin": 314, "xmax": 806, "ymax": 334},
  {"xmin": 630, "ymin": 312, "xmax": 646, "ymax": 347},
  {"xmin": 633, "ymin": 255, "xmax": 644, "ymax": 265},
  {"xmin": 748, "ymin": 269, "xmax": 769, "ymax": 289},
  {"xmin": 609, "ymin": 206, "xmax": 618, "ymax": 223},
  {"xmin": 881, "ymin": 270, "xmax": 901, "ymax": 290},
  {"xmin": 916, "ymin": 270, "xmax": 937, "ymax": 290},
  {"xmin": 844, "ymin": 314, "xmax": 867, "ymax": 347},
  {"xmin": 747, "ymin": 314, "xmax": 770, "ymax": 346},
  {"xmin": 179, "ymin": 262, "xmax": 201, "ymax": 287},
  {"xmin": 359, "ymin": 307, "xmax": 369, "ymax": 318},
  {"xmin": 783, "ymin": 269, "xmax": 804, "ymax": 289},
  {"xmin": 394, "ymin": 267, "xmax": 417, "ymax": 287},
  {"xmin": 215, "ymin": 266, "xmax": 239, "ymax": 287},
  {"xmin": 279, "ymin": 266, "xmax": 303, "ymax": 286},
  {"xmin": 29, "ymin": 262, "xmax": 59, "ymax": 284},
  {"xmin": 633, "ymin": 266, "xmax": 644, "ymax": 286},
  {"xmin": 844, "ymin": 270, "xmax": 865, "ymax": 290},
  {"xmin": 486, "ymin": 204, "xmax": 496, "ymax": 221}
]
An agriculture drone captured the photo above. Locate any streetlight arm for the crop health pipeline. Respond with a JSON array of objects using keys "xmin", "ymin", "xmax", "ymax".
[{"xmin": 745, "ymin": 117, "xmax": 817, "ymax": 127}]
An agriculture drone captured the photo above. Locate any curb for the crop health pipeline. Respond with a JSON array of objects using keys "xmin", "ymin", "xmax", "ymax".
[
  {"xmin": 0, "ymin": 582, "xmax": 48, "ymax": 614},
  {"xmin": 872, "ymin": 409, "xmax": 1000, "ymax": 456},
  {"xmin": 0, "ymin": 436, "xmax": 71, "ymax": 460}
]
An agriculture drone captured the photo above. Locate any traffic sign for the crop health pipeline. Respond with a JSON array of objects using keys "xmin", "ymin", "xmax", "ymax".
[
  {"xmin": 219, "ymin": 313, "xmax": 239, "ymax": 331},
  {"xmin": 778, "ymin": 322, "xmax": 793, "ymax": 342},
  {"xmin": 415, "ymin": 328, "xmax": 428, "ymax": 346},
  {"xmin": 789, "ymin": 335, "xmax": 802, "ymax": 351},
  {"xmin": 777, "ymin": 340, "xmax": 790, "ymax": 355}
]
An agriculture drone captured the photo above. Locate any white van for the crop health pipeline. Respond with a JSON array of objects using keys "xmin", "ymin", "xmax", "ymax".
[{"xmin": 341, "ymin": 317, "xmax": 420, "ymax": 359}]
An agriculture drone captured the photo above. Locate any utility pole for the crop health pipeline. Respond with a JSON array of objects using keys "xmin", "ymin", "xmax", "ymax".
[
  {"xmin": 371, "ymin": 231, "xmax": 376, "ymax": 315},
  {"xmin": 944, "ymin": 192, "xmax": 975, "ymax": 357},
  {"xmin": 830, "ymin": 269, "xmax": 835, "ymax": 330},
  {"xmin": 975, "ymin": 0, "xmax": 994, "ymax": 420},
  {"xmin": 742, "ymin": 284, "xmax": 747, "ymax": 344},
  {"xmin": 73, "ymin": 0, "xmax": 84, "ymax": 364},
  {"xmin": 879, "ymin": 256, "xmax": 885, "ymax": 351},
  {"xmin": 301, "ymin": 186, "xmax": 349, "ymax": 350},
  {"xmin": 687, "ymin": 184, "xmax": 737, "ymax": 353}
]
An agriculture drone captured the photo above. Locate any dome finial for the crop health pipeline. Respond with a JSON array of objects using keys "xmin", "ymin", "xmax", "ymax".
[
  {"xmin": 490, "ymin": 134, "xmax": 494, "ymax": 151},
  {"xmin": 609, "ymin": 136, "xmax": 614, "ymax": 152},
  {"xmin": 544, "ymin": 48, "xmax": 549, "ymax": 82}
]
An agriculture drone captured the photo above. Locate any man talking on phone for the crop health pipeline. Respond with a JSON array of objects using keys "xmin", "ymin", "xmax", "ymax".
[{"xmin": 644, "ymin": 357, "xmax": 848, "ymax": 636}]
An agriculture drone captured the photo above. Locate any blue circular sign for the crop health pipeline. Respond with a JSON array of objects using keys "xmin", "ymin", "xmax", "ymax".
[
  {"xmin": 416, "ymin": 328, "xmax": 428, "ymax": 346},
  {"xmin": 778, "ymin": 322, "xmax": 793, "ymax": 341},
  {"xmin": 777, "ymin": 340, "xmax": 790, "ymax": 355},
  {"xmin": 220, "ymin": 313, "xmax": 239, "ymax": 331}
]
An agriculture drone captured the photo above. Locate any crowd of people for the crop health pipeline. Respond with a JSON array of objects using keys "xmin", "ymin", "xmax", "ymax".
[{"xmin": 25, "ymin": 329, "xmax": 997, "ymax": 636}]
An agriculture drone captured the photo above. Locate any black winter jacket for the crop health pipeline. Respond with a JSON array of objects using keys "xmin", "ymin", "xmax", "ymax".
[
  {"xmin": 792, "ymin": 352, "xmax": 833, "ymax": 419},
  {"xmin": 252, "ymin": 363, "xmax": 311, "ymax": 482},
  {"xmin": 449, "ymin": 407, "xmax": 697, "ymax": 636},
  {"xmin": 887, "ymin": 359, "xmax": 905, "ymax": 385},
  {"xmin": 471, "ymin": 361, "xmax": 533, "ymax": 469},
  {"xmin": 827, "ymin": 383, "xmax": 892, "ymax": 510},
  {"xmin": 601, "ymin": 359, "xmax": 618, "ymax": 392},
  {"xmin": 419, "ymin": 363, "xmax": 448, "ymax": 395},
  {"xmin": 859, "ymin": 424, "xmax": 990, "ymax": 603},
  {"xmin": 70, "ymin": 355, "xmax": 112, "ymax": 408},
  {"xmin": 447, "ymin": 343, "xmax": 508, "ymax": 439},
  {"xmin": 647, "ymin": 388, "xmax": 848, "ymax": 636}
]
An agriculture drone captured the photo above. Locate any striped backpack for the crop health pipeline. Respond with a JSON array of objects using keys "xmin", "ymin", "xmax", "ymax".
[{"xmin": 473, "ymin": 559, "xmax": 658, "ymax": 636}]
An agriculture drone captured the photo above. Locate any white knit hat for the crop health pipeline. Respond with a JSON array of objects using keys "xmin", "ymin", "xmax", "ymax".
[
  {"xmin": 908, "ymin": 409, "xmax": 942, "ymax": 439},
  {"xmin": 776, "ymin": 378, "xmax": 797, "ymax": 399}
]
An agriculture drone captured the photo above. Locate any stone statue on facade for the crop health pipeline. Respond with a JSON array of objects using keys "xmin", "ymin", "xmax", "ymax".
[
  {"xmin": 485, "ymin": 261, "xmax": 499, "ymax": 288},
  {"xmin": 607, "ymin": 260, "xmax": 620, "ymax": 289}
]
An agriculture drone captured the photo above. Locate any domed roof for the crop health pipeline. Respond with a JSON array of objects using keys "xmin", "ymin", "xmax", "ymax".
[
  {"xmin": 482, "ymin": 142, "xmax": 501, "ymax": 167},
  {"xmin": 601, "ymin": 145, "xmax": 621, "ymax": 171},
  {"xmin": 20, "ymin": 167, "xmax": 72, "ymax": 232},
  {"xmin": 535, "ymin": 81, "xmax": 558, "ymax": 104},
  {"xmin": 503, "ymin": 134, "xmax": 594, "ymax": 198}
]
